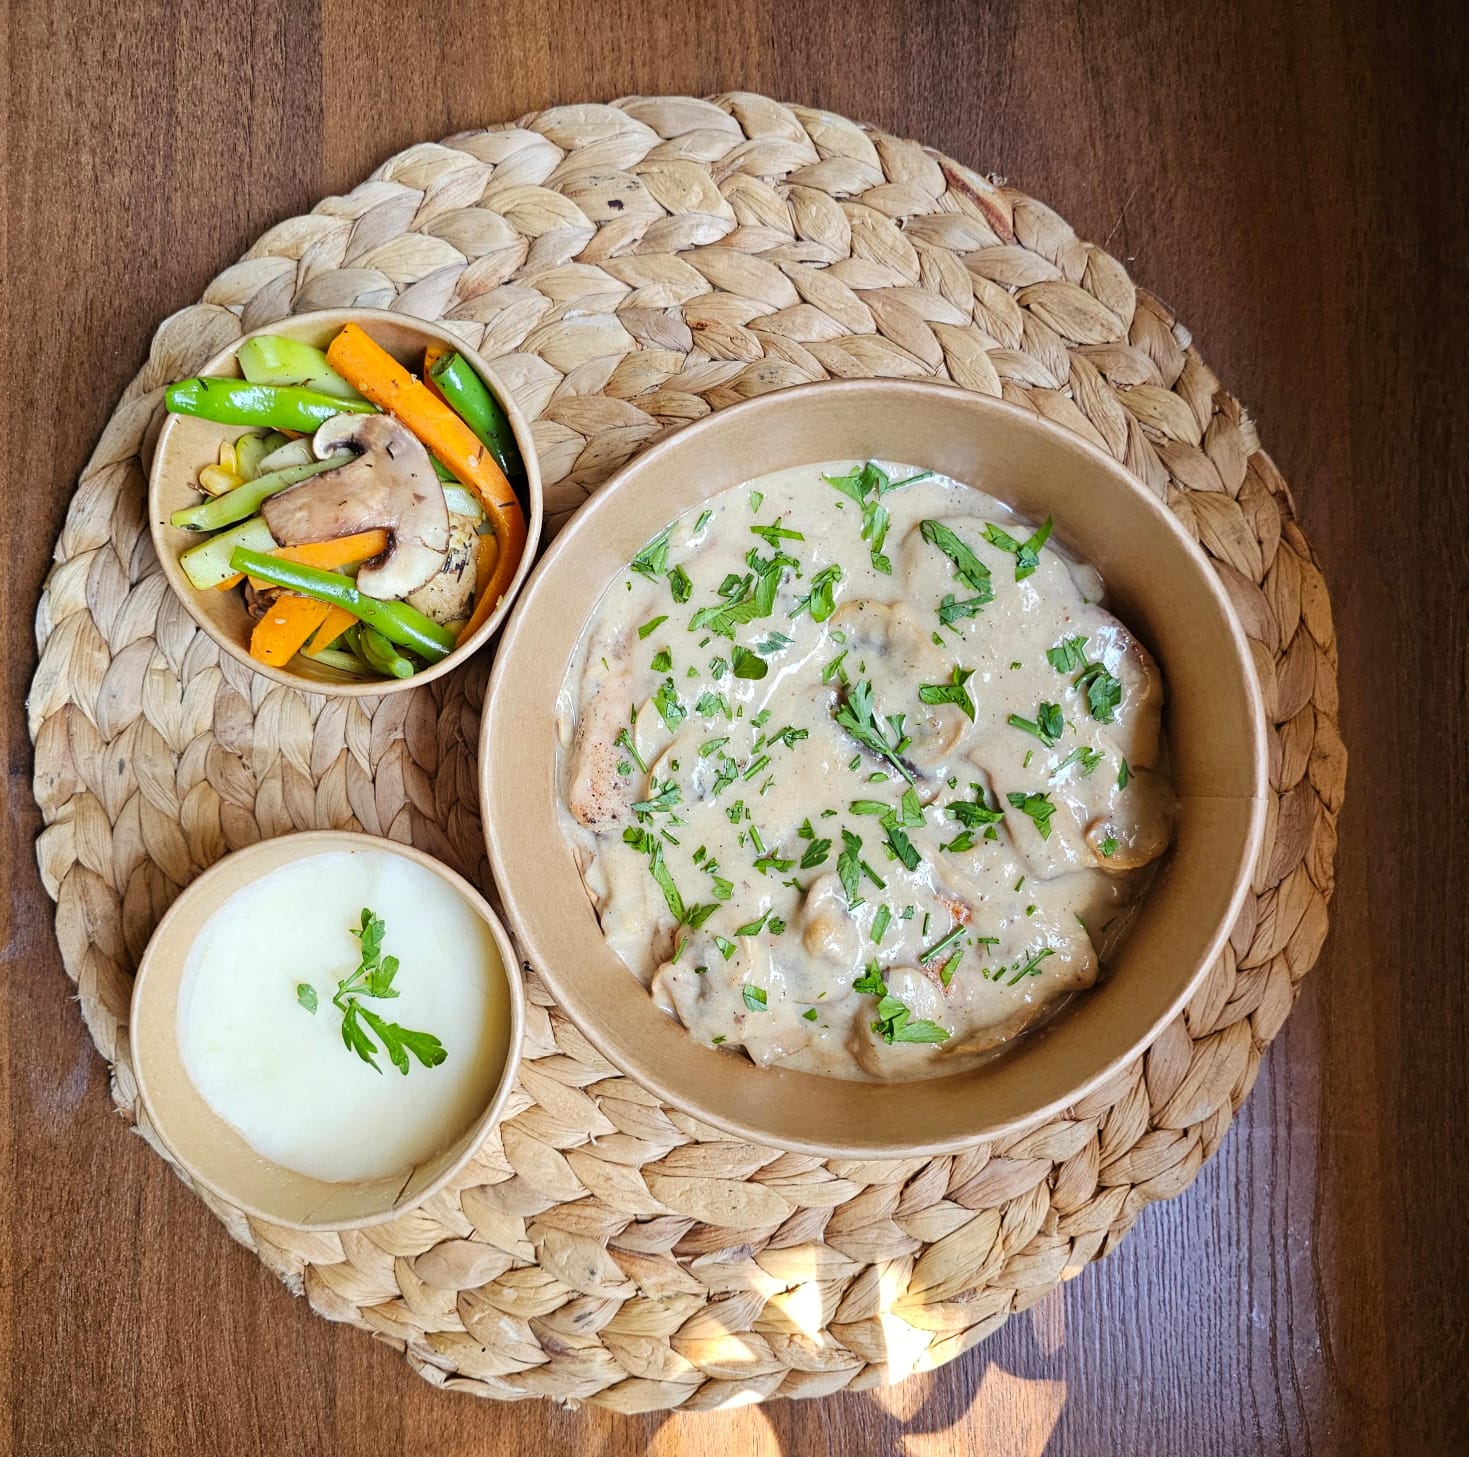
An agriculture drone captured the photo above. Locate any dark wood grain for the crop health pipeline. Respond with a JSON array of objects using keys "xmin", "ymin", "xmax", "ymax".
[{"xmin": 4, "ymin": 0, "xmax": 1465, "ymax": 1452}]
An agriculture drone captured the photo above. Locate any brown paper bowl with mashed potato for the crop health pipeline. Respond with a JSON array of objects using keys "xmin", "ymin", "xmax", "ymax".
[{"xmin": 481, "ymin": 381, "xmax": 1267, "ymax": 1156}]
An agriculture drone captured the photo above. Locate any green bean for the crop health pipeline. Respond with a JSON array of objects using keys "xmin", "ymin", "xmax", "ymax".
[
  {"xmin": 170, "ymin": 454, "xmax": 350, "ymax": 532},
  {"xmin": 428, "ymin": 352, "xmax": 526, "ymax": 491},
  {"xmin": 357, "ymin": 625, "xmax": 416, "ymax": 679},
  {"xmin": 166, "ymin": 378, "xmax": 374, "ymax": 432},
  {"xmin": 229, "ymin": 549, "xmax": 456, "ymax": 663}
]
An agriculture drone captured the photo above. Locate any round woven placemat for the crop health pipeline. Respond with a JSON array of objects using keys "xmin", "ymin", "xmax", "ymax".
[{"xmin": 28, "ymin": 95, "xmax": 1345, "ymax": 1410}]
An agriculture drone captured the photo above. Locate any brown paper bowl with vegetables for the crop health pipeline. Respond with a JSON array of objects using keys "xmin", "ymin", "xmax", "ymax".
[
  {"xmin": 481, "ymin": 380, "xmax": 1268, "ymax": 1158},
  {"xmin": 130, "ymin": 831, "xmax": 525, "ymax": 1230},
  {"xmin": 148, "ymin": 308, "xmax": 543, "ymax": 697}
]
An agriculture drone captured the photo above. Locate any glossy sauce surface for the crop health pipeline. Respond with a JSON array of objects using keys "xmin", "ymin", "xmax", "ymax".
[{"xmin": 558, "ymin": 462, "xmax": 1174, "ymax": 1080}]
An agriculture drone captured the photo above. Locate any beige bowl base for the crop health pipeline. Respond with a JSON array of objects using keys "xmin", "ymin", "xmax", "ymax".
[{"xmin": 27, "ymin": 98, "xmax": 1344, "ymax": 1410}]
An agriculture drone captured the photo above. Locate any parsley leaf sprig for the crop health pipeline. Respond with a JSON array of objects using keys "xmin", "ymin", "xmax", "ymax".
[
  {"xmin": 1007, "ymin": 790, "xmax": 1058, "ymax": 840},
  {"xmin": 825, "ymin": 462, "xmax": 930, "ymax": 574},
  {"xmin": 853, "ymin": 962, "xmax": 950, "ymax": 1045},
  {"xmin": 833, "ymin": 679, "xmax": 916, "ymax": 785},
  {"xmin": 302, "ymin": 909, "xmax": 447, "ymax": 1077},
  {"xmin": 1007, "ymin": 700, "xmax": 1064, "ymax": 747},
  {"xmin": 982, "ymin": 516, "xmax": 1054, "ymax": 580},
  {"xmin": 918, "ymin": 665, "xmax": 977, "ymax": 721}
]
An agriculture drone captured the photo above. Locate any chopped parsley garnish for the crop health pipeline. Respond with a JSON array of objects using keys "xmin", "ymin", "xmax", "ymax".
[
  {"xmin": 947, "ymin": 783, "xmax": 1005, "ymax": 829},
  {"xmin": 734, "ymin": 908, "xmax": 772, "ymax": 937},
  {"xmin": 1074, "ymin": 662, "xmax": 1123, "ymax": 723},
  {"xmin": 652, "ymin": 679, "xmax": 685, "ymax": 731},
  {"xmin": 853, "ymin": 962, "xmax": 950, "ymax": 1045},
  {"xmin": 631, "ymin": 781, "xmax": 681, "ymax": 818},
  {"xmin": 614, "ymin": 727, "xmax": 648, "ymax": 775},
  {"xmin": 630, "ymin": 528, "xmax": 672, "ymax": 579},
  {"xmin": 1118, "ymin": 758, "xmax": 1132, "ymax": 790},
  {"xmin": 919, "ymin": 924, "xmax": 966, "ymax": 964},
  {"xmin": 756, "ymin": 630, "xmax": 793, "ymax": 655},
  {"xmin": 920, "ymin": 520, "xmax": 995, "ymax": 601},
  {"xmin": 1007, "ymin": 701, "xmax": 1064, "ymax": 747},
  {"xmin": 622, "ymin": 826, "xmax": 689, "ymax": 922},
  {"xmin": 837, "ymin": 829, "xmax": 865, "ymax": 907},
  {"xmin": 748, "ymin": 491, "xmax": 763, "ymax": 511},
  {"xmin": 1100, "ymin": 836, "xmax": 1119, "ymax": 858},
  {"xmin": 694, "ymin": 690, "xmax": 729, "ymax": 718},
  {"xmin": 984, "ymin": 516, "xmax": 1053, "ymax": 580},
  {"xmin": 822, "ymin": 650, "xmax": 850, "ymax": 685},
  {"xmin": 1053, "ymin": 745, "xmax": 1103, "ymax": 778},
  {"xmin": 800, "ymin": 837, "xmax": 832, "ymax": 869},
  {"xmin": 1007, "ymin": 791, "xmax": 1058, "ymax": 840},
  {"xmin": 713, "ymin": 935, "xmax": 737, "ymax": 960},
  {"xmin": 833, "ymin": 679, "xmax": 916, "ymax": 785},
  {"xmin": 668, "ymin": 564, "xmax": 692, "ymax": 603},
  {"xmin": 870, "ymin": 905, "xmax": 892, "ymax": 944},
  {"xmin": 315, "ymin": 908, "xmax": 447, "ymax": 1076},
  {"xmin": 938, "ymin": 593, "xmax": 990, "ymax": 628},
  {"xmin": 650, "ymin": 647, "xmax": 672, "ymax": 673},
  {"xmin": 750, "ymin": 520, "xmax": 804, "ymax": 546},
  {"xmin": 693, "ymin": 509, "xmax": 713, "ymax": 535},
  {"xmin": 638, "ymin": 615, "xmax": 668, "ymax": 640},
  {"xmin": 699, "ymin": 736, "xmax": 729, "ymax": 757},
  {"xmin": 743, "ymin": 985, "xmax": 768, "ymax": 1011},
  {"xmin": 801, "ymin": 1007, "xmax": 819, "ymax": 1022},
  {"xmin": 825, "ymin": 462, "xmax": 928, "ymax": 574},
  {"xmin": 794, "ymin": 563, "xmax": 842, "ymax": 622},
  {"xmin": 1046, "ymin": 635, "xmax": 1090, "ymax": 673},
  {"xmin": 940, "ymin": 830, "xmax": 975, "ymax": 853},
  {"xmin": 731, "ymin": 646, "xmax": 767, "ymax": 680},
  {"xmin": 918, "ymin": 665, "xmax": 976, "ymax": 721},
  {"xmin": 985, "ymin": 945, "xmax": 1056, "ymax": 986}
]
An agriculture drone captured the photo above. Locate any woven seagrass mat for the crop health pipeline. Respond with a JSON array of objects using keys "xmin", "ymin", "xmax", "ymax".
[{"xmin": 27, "ymin": 95, "xmax": 1344, "ymax": 1411}]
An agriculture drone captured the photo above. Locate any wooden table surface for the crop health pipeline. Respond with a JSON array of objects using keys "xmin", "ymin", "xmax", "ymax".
[{"xmin": 4, "ymin": 1, "xmax": 1465, "ymax": 1453}]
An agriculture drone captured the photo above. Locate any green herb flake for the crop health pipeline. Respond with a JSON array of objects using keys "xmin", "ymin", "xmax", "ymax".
[
  {"xmin": 870, "ymin": 905, "xmax": 892, "ymax": 944},
  {"xmin": 1007, "ymin": 701, "xmax": 1064, "ymax": 747},
  {"xmin": 1046, "ymin": 635, "xmax": 1090, "ymax": 673},
  {"xmin": 743, "ymin": 985, "xmax": 768, "ymax": 1011},
  {"xmin": 748, "ymin": 491, "xmax": 764, "ymax": 512},
  {"xmin": 328, "ymin": 909, "xmax": 446, "ymax": 1076},
  {"xmin": 800, "ymin": 838, "xmax": 832, "ymax": 869},
  {"xmin": 638, "ymin": 615, "xmax": 669, "ymax": 640},
  {"xmin": 295, "ymin": 983, "xmax": 317, "ymax": 1014},
  {"xmin": 918, "ymin": 665, "xmax": 977, "ymax": 722},
  {"xmin": 668, "ymin": 564, "xmax": 692, "ymax": 604},
  {"xmin": 731, "ymin": 646, "xmax": 768, "ymax": 680},
  {"xmin": 1007, "ymin": 791, "xmax": 1058, "ymax": 840},
  {"xmin": 1118, "ymin": 758, "xmax": 1132, "ymax": 790},
  {"xmin": 650, "ymin": 647, "xmax": 672, "ymax": 673},
  {"xmin": 630, "ymin": 528, "xmax": 672, "ymax": 579},
  {"xmin": 1074, "ymin": 661, "xmax": 1123, "ymax": 723},
  {"xmin": 1101, "ymin": 836, "xmax": 1119, "ymax": 858},
  {"xmin": 652, "ymin": 679, "xmax": 686, "ymax": 732},
  {"xmin": 801, "ymin": 1007, "xmax": 819, "ymax": 1022},
  {"xmin": 693, "ymin": 509, "xmax": 713, "ymax": 535},
  {"xmin": 920, "ymin": 519, "xmax": 995, "ymax": 600}
]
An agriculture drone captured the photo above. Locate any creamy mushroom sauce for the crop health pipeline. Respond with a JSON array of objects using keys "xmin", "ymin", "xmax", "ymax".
[{"xmin": 557, "ymin": 461, "xmax": 1174, "ymax": 1081}]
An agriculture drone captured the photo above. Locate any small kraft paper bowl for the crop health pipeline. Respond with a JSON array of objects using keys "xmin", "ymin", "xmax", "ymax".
[
  {"xmin": 148, "ymin": 307, "xmax": 543, "ymax": 697},
  {"xmin": 130, "ymin": 832, "xmax": 524, "ymax": 1230},
  {"xmin": 482, "ymin": 379, "xmax": 1269, "ymax": 1159}
]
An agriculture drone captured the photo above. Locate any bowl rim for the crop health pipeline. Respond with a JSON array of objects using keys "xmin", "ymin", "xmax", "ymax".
[
  {"xmin": 481, "ymin": 378, "xmax": 1269, "ymax": 1156},
  {"xmin": 146, "ymin": 306, "xmax": 544, "ymax": 699},
  {"xmin": 129, "ymin": 829, "xmax": 526, "ymax": 1230}
]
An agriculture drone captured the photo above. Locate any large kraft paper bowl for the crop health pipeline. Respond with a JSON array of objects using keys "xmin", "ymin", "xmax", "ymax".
[
  {"xmin": 481, "ymin": 380, "xmax": 1268, "ymax": 1157},
  {"xmin": 130, "ymin": 831, "xmax": 525, "ymax": 1230},
  {"xmin": 148, "ymin": 308, "xmax": 543, "ymax": 697}
]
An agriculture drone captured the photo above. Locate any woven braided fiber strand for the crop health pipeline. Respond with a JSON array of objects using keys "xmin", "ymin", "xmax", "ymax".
[{"xmin": 28, "ymin": 96, "xmax": 1344, "ymax": 1411}]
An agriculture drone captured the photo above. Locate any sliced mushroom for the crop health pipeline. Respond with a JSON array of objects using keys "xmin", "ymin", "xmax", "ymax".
[
  {"xmin": 261, "ymin": 414, "xmax": 449, "ymax": 600},
  {"xmin": 406, "ymin": 513, "xmax": 479, "ymax": 624}
]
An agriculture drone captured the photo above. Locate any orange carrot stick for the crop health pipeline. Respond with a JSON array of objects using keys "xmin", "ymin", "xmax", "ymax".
[
  {"xmin": 459, "ymin": 531, "xmax": 505, "ymax": 641},
  {"xmin": 249, "ymin": 594, "xmax": 331, "ymax": 666},
  {"xmin": 304, "ymin": 604, "xmax": 359, "ymax": 655},
  {"xmin": 270, "ymin": 529, "xmax": 390, "ymax": 571},
  {"xmin": 326, "ymin": 323, "xmax": 527, "ymax": 609},
  {"xmin": 423, "ymin": 344, "xmax": 451, "ymax": 402}
]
